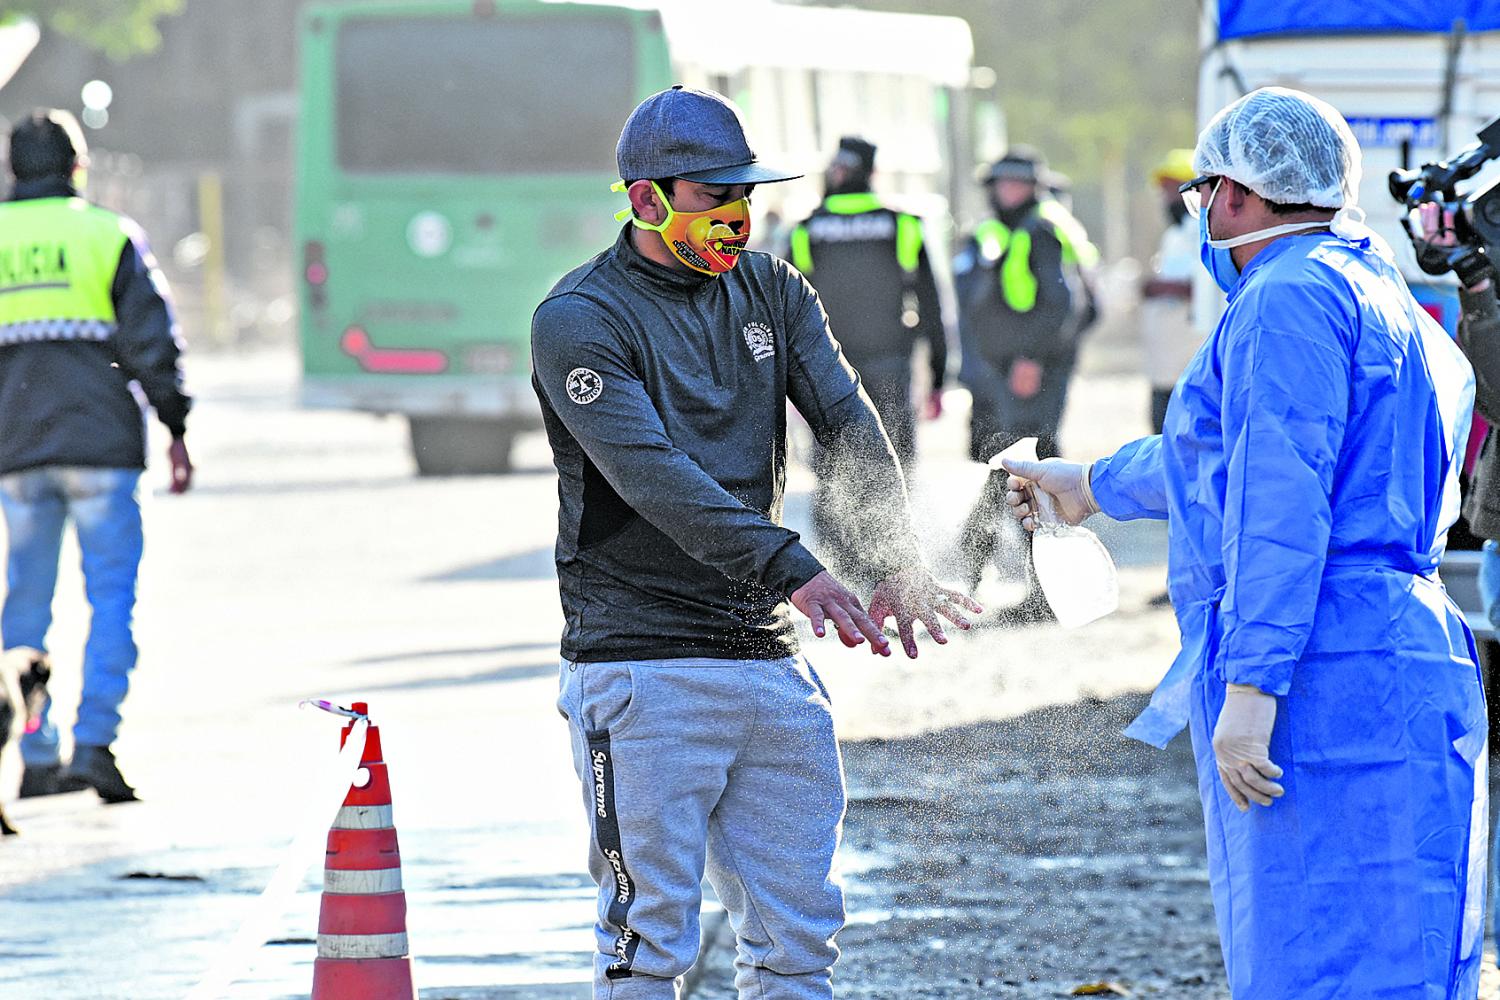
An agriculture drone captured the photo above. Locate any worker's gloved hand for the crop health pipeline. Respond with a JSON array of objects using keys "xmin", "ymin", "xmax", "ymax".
[
  {"xmin": 1212, "ymin": 684, "xmax": 1285, "ymax": 812},
  {"xmin": 1000, "ymin": 457, "xmax": 1099, "ymax": 530}
]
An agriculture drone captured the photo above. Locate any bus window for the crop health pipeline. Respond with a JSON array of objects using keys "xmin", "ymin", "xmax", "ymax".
[{"xmin": 335, "ymin": 16, "xmax": 635, "ymax": 175}]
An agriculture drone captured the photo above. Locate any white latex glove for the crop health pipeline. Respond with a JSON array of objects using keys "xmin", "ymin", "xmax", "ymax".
[
  {"xmin": 999, "ymin": 457, "xmax": 1100, "ymax": 530},
  {"xmin": 1212, "ymin": 684, "xmax": 1285, "ymax": 811}
]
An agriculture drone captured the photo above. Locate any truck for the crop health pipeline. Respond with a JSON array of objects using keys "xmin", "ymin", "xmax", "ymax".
[{"xmin": 1195, "ymin": 1, "xmax": 1500, "ymax": 336}]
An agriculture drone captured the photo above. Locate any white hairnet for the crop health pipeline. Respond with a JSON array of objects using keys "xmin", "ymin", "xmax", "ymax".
[{"xmin": 1193, "ymin": 87, "xmax": 1361, "ymax": 210}]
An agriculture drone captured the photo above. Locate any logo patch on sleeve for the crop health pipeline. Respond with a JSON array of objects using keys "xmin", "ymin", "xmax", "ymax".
[
  {"xmin": 566, "ymin": 367, "xmax": 603, "ymax": 405},
  {"xmin": 742, "ymin": 322, "xmax": 775, "ymax": 362}
]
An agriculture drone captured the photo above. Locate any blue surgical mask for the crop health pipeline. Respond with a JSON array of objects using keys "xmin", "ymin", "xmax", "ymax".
[
  {"xmin": 1198, "ymin": 180, "xmax": 1241, "ymax": 293},
  {"xmin": 1198, "ymin": 178, "xmax": 1333, "ymax": 294}
]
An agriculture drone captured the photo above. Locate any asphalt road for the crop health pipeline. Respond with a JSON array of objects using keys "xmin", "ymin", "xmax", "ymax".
[{"xmin": 1, "ymin": 344, "xmax": 1493, "ymax": 999}]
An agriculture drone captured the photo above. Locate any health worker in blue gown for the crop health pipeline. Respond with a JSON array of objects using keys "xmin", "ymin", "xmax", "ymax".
[{"xmin": 1003, "ymin": 87, "xmax": 1488, "ymax": 1000}]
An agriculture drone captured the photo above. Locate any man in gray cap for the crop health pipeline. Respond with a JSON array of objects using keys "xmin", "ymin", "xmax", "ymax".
[{"xmin": 531, "ymin": 87, "xmax": 980, "ymax": 998}]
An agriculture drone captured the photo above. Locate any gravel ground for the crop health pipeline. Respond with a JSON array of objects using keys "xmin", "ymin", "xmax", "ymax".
[
  {"xmin": 687, "ymin": 691, "xmax": 1222, "ymax": 998},
  {"xmin": 674, "ymin": 349, "xmax": 1500, "ymax": 999},
  {"xmin": 688, "ymin": 692, "xmax": 1500, "ymax": 1000},
  {"xmin": 834, "ymin": 693, "xmax": 1223, "ymax": 998}
]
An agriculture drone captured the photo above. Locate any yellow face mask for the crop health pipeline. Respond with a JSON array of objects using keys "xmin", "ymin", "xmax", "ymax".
[{"xmin": 613, "ymin": 180, "xmax": 751, "ymax": 275}]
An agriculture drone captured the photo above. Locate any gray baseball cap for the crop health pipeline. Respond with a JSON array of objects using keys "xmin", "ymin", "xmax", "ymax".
[{"xmin": 616, "ymin": 86, "xmax": 802, "ymax": 185}]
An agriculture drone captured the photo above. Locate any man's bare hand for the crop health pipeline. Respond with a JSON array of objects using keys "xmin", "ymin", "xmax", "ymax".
[
  {"xmin": 1417, "ymin": 202, "xmax": 1492, "ymax": 293},
  {"xmin": 792, "ymin": 571, "xmax": 891, "ymax": 656},
  {"xmin": 868, "ymin": 570, "xmax": 984, "ymax": 659},
  {"xmin": 167, "ymin": 436, "xmax": 193, "ymax": 494},
  {"xmin": 1009, "ymin": 359, "xmax": 1043, "ymax": 399}
]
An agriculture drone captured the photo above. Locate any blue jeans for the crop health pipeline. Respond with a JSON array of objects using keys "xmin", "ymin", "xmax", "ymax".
[{"xmin": 0, "ymin": 467, "xmax": 143, "ymax": 764}]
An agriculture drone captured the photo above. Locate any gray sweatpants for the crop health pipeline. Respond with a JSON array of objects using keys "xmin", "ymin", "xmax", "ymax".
[{"xmin": 558, "ymin": 655, "xmax": 846, "ymax": 999}]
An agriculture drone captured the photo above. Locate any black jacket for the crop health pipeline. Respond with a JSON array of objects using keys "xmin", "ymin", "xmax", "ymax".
[
  {"xmin": 1459, "ymin": 285, "xmax": 1500, "ymax": 538},
  {"xmin": 531, "ymin": 226, "xmax": 920, "ymax": 663},
  {"xmin": 790, "ymin": 198, "xmax": 947, "ymax": 388},
  {"xmin": 953, "ymin": 201, "xmax": 1087, "ymax": 404},
  {"xmin": 0, "ymin": 178, "xmax": 189, "ymax": 474}
]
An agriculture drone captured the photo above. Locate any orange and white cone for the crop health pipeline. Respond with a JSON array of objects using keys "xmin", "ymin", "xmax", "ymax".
[{"xmin": 310, "ymin": 702, "xmax": 415, "ymax": 1000}]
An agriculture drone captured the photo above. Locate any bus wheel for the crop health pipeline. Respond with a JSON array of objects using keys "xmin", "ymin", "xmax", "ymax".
[{"xmin": 408, "ymin": 416, "xmax": 514, "ymax": 475}]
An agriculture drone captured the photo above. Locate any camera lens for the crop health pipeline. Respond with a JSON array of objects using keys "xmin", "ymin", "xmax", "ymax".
[{"xmin": 1389, "ymin": 168, "xmax": 1420, "ymax": 201}]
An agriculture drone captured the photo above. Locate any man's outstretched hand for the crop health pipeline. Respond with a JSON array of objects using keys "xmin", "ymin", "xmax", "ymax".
[
  {"xmin": 792, "ymin": 571, "xmax": 891, "ymax": 656},
  {"xmin": 868, "ymin": 569, "xmax": 984, "ymax": 658}
]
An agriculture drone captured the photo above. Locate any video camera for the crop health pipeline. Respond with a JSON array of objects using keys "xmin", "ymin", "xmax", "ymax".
[{"xmin": 1390, "ymin": 115, "xmax": 1500, "ymax": 287}]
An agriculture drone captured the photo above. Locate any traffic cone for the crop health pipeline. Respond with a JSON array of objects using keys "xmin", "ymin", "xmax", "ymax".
[{"xmin": 310, "ymin": 702, "xmax": 415, "ymax": 999}]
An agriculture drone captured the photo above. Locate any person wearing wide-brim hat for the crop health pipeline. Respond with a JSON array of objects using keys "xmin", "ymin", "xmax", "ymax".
[
  {"xmin": 952, "ymin": 144, "xmax": 1100, "ymax": 619},
  {"xmin": 529, "ymin": 86, "xmax": 981, "ymax": 998}
]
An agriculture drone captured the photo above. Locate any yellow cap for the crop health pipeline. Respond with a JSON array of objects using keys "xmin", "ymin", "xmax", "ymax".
[{"xmin": 1150, "ymin": 148, "xmax": 1197, "ymax": 184}]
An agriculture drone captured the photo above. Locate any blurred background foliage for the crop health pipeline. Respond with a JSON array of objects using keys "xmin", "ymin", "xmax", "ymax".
[
  {"xmin": 4, "ymin": 0, "xmax": 185, "ymax": 60},
  {"xmin": 796, "ymin": 0, "xmax": 1201, "ymax": 255}
]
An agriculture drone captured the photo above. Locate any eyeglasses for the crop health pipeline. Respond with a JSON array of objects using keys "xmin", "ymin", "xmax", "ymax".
[{"xmin": 1178, "ymin": 174, "xmax": 1219, "ymax": 219}]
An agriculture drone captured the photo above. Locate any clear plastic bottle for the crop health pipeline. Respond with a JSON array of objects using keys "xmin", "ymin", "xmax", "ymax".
[{"xmin": 992, "ymin": 438, "xmax": 1119, "ymax": 628}]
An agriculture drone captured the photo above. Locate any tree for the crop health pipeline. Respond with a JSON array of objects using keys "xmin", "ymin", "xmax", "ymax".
[{"xmin": 4, "ymin": 0, "xmax": 185, "ymax": 60}]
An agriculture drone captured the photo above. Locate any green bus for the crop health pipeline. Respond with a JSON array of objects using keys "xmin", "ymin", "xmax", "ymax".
[{"xmin": 296, "ymin": 0, "xmax": 977, "ymax": 473}]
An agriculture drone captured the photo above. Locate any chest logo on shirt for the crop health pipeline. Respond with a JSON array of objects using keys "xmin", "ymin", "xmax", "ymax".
[
  {"xmin": 742, "ymin": 322, "xmax": 775, "ymax": 362},
  {"xmin": 566, "ymin": 367, "xmax": 603, "ymax": 405}
]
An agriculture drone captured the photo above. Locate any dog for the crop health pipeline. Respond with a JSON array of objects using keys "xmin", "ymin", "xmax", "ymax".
[{"xmin": 0, "ymin": 647, "xmax": 51, "ymax": 836}]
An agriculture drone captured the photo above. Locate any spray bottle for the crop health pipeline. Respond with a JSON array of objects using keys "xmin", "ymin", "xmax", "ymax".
[{"xmin": 991, "ymin": 437, "xmax": 1119, "ymax": 628}]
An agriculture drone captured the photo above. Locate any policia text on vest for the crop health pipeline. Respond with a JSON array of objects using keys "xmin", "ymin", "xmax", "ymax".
[{"xmin": 0, "ymin": 197, "xmax": 134, "ymax": 347}]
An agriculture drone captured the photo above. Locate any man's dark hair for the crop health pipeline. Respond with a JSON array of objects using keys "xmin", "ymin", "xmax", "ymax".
[
  {"xmin": 1265, "ymin": 198, "xmax": 1329, "ymax": 216},
  {"xmin": 1221, "ymin": 178, "xmax": 1330, "ymax": 217},
  {"xmin": 9, "ymin": 111, "xmax": 79, "ymax": 182}
]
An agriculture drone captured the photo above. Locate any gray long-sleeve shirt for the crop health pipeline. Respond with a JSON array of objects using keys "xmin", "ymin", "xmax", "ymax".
[{"xmin": 531, "ymin": 226, "xmax": 921, "ymax": 662}]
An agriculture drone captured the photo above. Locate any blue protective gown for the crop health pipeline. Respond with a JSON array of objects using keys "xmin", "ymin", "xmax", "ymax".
[{"xmin": 1091, "ymin": 231, "xmax": 1487, "ymax": 999}]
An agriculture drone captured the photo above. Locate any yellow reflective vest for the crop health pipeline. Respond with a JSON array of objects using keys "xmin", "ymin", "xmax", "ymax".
[
  {"xmin": 972, "ymin": 200, "xmax": 1099, "ymax": 314},
  {"xmin": 0, "ymin": 196, "xmax": 128, "ymax": 344},
  {"xmin": 789, "ymin": 192, "xmax": 925, "ymax": 277}
]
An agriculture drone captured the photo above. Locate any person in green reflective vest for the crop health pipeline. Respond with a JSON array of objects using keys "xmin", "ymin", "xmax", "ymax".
[
  {"xmin": 787, "ymin": 137, "xmax": 948, "ymax": 584},
  {"xmin": 1, "ymin": 111, "xmax": 192, "ymax": 806},
  {"xmin": 953, "ymin": 146, "xmax": 1098, "ymax": 615}
]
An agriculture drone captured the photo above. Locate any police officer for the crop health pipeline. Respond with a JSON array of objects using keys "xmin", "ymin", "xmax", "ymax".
[
  {"xmin": 789, "ymin": 137, "xmax": 947, "ymax": 462},
  {"xmin": 788, "ymin": 136, "xmax": 948, "ymax": 581},
  {"xmin": 954, "ymin": 145, "xmax": 1097, "ymax": 462},
  {"xmin": 531, "ymin": 87, "xmax": 979, "ymax": 998},
  {"xmin": 2, "ymin": 110, "xmax": 192, "ymax": 804},
  {"xmin": 954, "ymin": 146, "xmax": 1098, "ymax": 610}
]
